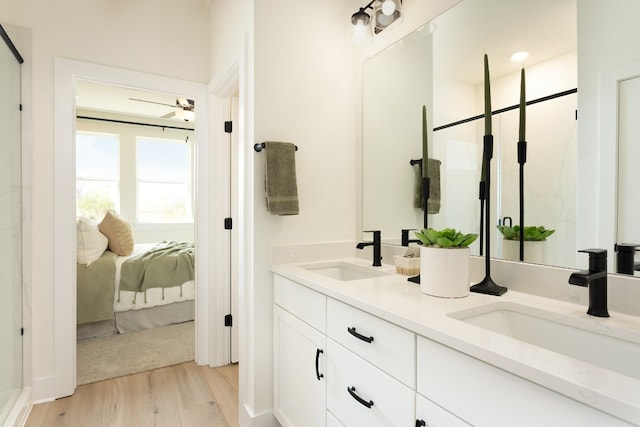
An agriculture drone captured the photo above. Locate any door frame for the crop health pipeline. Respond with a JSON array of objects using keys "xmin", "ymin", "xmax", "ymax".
[{"xmin": 52, "ymin": 58, "xmax": 221, "ymax": 398}]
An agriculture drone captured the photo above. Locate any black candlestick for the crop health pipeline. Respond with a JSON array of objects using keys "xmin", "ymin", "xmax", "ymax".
[
  {"xmin": 471, "ymin": 135, "xmax": 507, "ymax": 296},
  {"xmin": 422, "ymin": 176, "xmax": 430, "ymax": 229},
  {"xmin": 518, "ymin": 140, "xmax": 527, "ymax": 261},
  {"xmin": 478, "ymin": 182, "xmax": 486, "ymax": 256}
]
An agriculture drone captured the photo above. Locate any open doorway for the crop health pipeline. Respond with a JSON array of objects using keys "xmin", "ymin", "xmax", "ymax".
[
  {"xmin": 73, "ymin": 81, "xmax": 199, "ymax": 384},
  {"xmin": 52, "ymin": 59, "xmax": 227, "ymax": 399}
]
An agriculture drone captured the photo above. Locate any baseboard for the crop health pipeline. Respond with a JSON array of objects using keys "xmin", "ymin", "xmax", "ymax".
[
  {"xmin": 240, "ymin": 403, "xmax": 279, "ymax": 427},
  {"xmin": 3, "ymin": 387, "xmax": 32, "ymax": 427}
]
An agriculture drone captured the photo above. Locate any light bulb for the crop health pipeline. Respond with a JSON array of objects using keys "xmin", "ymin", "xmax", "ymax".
[
  {"xmin": 381, "ymin": 0, "xmax": 396, "ymax": 16},
  {"xmin": 352, "ymin": 23, "xmax": 372, "ymax": 46}
]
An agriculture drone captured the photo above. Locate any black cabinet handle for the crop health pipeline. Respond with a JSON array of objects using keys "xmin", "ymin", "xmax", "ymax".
[
  {"xmin": 315, "ymin": 348, "xmax": 324, "ymax": 380},
  {"xmin": 416, "ymin": 420, "xmax": 426, "ymax": 427},
  {"xmin": 347, "ymin": 386, "xmax": 374, "ymax": 408},
  {"xmin": 347, "ymin": 326, "xmax": 374, "ymax": 343}
]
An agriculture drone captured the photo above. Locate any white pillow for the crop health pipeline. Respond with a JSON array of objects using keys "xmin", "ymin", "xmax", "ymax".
[{"xmin": 77, "ymin": 217, "xmax": 108, "ymax": 265}]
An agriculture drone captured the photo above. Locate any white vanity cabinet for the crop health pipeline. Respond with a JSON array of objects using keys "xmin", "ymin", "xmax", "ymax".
[
  {"xmin": 273, "ymin": 275, "xmax": 327, "ymax": 427},
  {"xmin": 417, "ymin": 337, "xmax": 635, "ymax": 426},
  {"xmin": 326, "ymin": 299, "xmax": 416, "ymax": 426}
]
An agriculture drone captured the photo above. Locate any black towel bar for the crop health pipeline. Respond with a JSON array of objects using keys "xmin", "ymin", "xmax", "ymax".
[{"xmin": 254, "ymin": 142, "xmax": 298, "ymax": 152}]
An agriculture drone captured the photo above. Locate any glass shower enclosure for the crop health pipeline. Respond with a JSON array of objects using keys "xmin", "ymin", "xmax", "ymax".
[{"xmin": 0, "ymin": 24, "xmax": 24, "ymax": 425}]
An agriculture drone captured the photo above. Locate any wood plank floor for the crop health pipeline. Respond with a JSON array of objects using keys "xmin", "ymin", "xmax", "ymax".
[{"xmin": 25, "ymin": 362, "xmax": 239, "ymax": 427}]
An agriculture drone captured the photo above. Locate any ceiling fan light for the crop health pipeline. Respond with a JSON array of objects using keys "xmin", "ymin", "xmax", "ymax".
[{"xmin": 178, "ymin": 109, "xmax": 195, "ymax": 122}]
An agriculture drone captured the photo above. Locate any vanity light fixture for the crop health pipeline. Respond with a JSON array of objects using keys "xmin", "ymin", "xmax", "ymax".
[
  {"xmin": 374, "ymin": 0, "xmax": 402, "ymax": 33},
  {"xmin": 350, "ymin": 0, "xmax": 403, "ymax": 45},
  {"xmin": 351, "ymin": 4, "xmax": 374, "ymax": 46},
  {"xmin": 510, "ymin": 51, "xmax": 529, "ymax": 63}
]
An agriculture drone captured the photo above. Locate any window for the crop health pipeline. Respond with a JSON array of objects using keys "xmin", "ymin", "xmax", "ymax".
[
  {"xmin": 76, "ymin": 132, "xmax": 120, "ymax": 220},
  {"xmin": 136, "ymin": 137, "xmax": 192, "ymax": 223}
]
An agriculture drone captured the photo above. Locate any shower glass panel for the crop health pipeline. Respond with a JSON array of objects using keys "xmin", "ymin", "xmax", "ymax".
[
  {"xmin": 0, "ymin": 26, "xmax": 23, "ymax": 425},
  {"xmin": 430, "ymin": 91, "xmax": 577, "ymax": 266}
]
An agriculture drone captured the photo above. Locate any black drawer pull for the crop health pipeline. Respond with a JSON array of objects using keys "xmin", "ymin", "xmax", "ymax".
[
  {"xmin": 347, "ymin": 326, "xmax": 374, "ymax": 343},
  {"xmin": 416, "ymin": 420, "xmax": 426, "ymax": 427},
  {"xmin": 315, "ymin": 348, "xmax": 324, "ymax": 380},
  {"xmin": 347, "ymin": 386, "xmax": 374, "ymax": 408}
]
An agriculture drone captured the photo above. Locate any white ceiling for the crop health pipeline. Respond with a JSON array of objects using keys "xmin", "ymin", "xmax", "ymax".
[
  {"xmin": 75, "ymin": 80, "xmax": 195, "ymax": 124},
  {"xmin": 432, "ymin": 0, "xmax": 576, "ymax": 85}
]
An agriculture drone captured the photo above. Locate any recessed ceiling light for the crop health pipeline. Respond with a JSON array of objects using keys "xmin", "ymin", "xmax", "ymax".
[{"xmin": 510, "ymin": 51, "xmax": 529, "ymax": 62}]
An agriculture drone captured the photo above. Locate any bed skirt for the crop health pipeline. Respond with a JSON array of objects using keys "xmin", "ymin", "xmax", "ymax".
[{"xmin": 77, "ymin": 300, "xmax": 195, "ymax": 339}]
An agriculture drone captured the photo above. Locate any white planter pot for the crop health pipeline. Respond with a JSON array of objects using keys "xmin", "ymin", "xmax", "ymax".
[
  {"xmin": 501, "ymin": 239, "xmax": 547, "ymax": 264},
  {"xmin": 419, "ymin": 246, "xmax": 470, "ymax": 298}
]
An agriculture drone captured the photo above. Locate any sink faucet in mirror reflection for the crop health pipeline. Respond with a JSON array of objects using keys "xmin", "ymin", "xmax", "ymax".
[
  {"xmin": 568, "ymin": 249, "xmax": 609, "ymax": 317},
  {"xmin": 401, "ymin": 229, "xmax": 421, "ymax": 247},
  {"xmin": 357, "ymin": 230, "xmax": 382, "ymax": 266},
  {"xmin": 614, "ymin": 243, "xmax": 640, "ymax": 275}
]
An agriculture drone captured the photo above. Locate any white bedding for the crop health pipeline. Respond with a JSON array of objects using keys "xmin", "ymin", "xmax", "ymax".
[{"xmin": 113, "ymin": 243, "xmax": 195, "ymax": 312}]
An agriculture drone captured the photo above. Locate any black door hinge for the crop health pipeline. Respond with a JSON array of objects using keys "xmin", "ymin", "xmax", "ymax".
[
  {"xmin": 19, "ymin": 103, "xmax": 23, "ymax": 111},
  {"xmin": 224, "ymin": 314, "xmax": 233, "ymax": 327},
  {"xmin": 20, "ymin": 327, "xmax": 24, "ymax": 336},
  {"xmin": 224, "ymin": 121, "xmax": 232, "ymax": 133},
  {"xmin": 224, "ymin": 217, "xmax": 232, "ymax": 230}
]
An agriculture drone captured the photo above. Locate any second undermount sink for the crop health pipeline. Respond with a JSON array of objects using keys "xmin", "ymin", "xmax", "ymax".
[
  {"xmin": 300, "ymin": 261, "xmax": 391, "ymax": 281},
  {"xmin": 448, "ymin": 301, "xmax": 640, "ymax": 380}
]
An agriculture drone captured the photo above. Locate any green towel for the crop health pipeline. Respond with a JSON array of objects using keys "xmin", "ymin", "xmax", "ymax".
[
  {"xmin": 413, "ymin": 158, "xmax": 441, "ymax": 214},
  {"xmin": 264, "ymin": 141, "xmax": 299, "ymax": 215}
]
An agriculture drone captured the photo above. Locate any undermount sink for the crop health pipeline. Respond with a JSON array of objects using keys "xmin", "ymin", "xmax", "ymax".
[
  {"xmin": 300, "ymin": 261, "xmax": 391, "ymax": 281},
  {"xmin": 448, "ymin": 302, "xmax": 640, "ymax": 380}
]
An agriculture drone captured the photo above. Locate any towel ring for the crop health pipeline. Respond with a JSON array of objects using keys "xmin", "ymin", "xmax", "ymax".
[{"xmin": 254, "ymin": 142, "xmax": 298, "ymax": 152}]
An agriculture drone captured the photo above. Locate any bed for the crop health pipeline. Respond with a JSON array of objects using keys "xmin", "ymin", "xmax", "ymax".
[{"xmin": 76, "ymin": 211, "xmax": 195, "ymax": 339}]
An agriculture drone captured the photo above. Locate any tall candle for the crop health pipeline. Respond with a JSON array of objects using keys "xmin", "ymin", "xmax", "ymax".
[
  {"xmin": 422, "ymin": 105, "xmax": 429, "ymax": 178},
  {"xmin": 519, "ymin": 68, "xmax": 526, "ymax": 142},
  {"xmin": 484, "ymin": 54, "xmax": 492, "ymax": 135}
]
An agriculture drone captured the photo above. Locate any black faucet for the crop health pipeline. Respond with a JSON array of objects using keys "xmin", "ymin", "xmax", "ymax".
[
  {"xmin": 357, "ymin": 230, "xmax": 382, "ymax": 266},
  {"xmin": 568, "ymin": 249, "xmax": 609, "ymax": 317},
  {"xmin": 401, "ymin": 229, "xmax": 420, "ymax": 247},
  {"xmin": 614, "ymin": 243, "xmax": 640, "ymax": 275}
]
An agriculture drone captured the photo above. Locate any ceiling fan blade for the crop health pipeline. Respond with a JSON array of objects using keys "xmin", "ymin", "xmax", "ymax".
[
  {"xmin": 129, "ymin": 97, "xmax": 176, "ymax": 108},
  {"xmin": 176, "ymin": 98, "xmax": 196, "ymax": 111}
]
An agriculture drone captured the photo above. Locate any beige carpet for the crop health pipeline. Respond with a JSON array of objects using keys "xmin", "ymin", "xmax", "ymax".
[{"xmin": 77, "ymin": 321, "xmax": 195, "ymax": 385}]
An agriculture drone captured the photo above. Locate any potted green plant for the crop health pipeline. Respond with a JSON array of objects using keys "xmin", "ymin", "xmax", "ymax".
[
  {"xmin": 415, "ymin": 228, "xmax": 478, "ymax": 298},
  {"xmin": 496, "ymin": 225, "xmax": 555, "ymax": 264}
]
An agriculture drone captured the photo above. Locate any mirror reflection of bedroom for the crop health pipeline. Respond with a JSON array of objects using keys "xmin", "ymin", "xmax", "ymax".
[{"xmin": 74, "ymin": 81, "xmax": 197, "ymax": 385}]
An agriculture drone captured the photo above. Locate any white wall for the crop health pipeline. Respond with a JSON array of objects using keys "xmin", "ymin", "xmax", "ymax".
[
  {"xmin": 208, "ymin": 0, "xmax": 461, "ymax": 425},
  {"xmin": 1, "ymin": 0, "xmax": 210, "ymax": 401},
  {"xmin": 252, "ymin": 2, "xmax": 361, "ymax": 423}
]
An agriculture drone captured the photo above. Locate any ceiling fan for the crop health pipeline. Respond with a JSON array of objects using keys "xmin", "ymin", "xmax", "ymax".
[{"xmin": 129, "ymin": 97, "xmax": 196, "ymax": 121}]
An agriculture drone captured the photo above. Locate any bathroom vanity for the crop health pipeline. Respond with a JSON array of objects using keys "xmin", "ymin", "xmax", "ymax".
[{"xmin": 272, "ymin": 258, "xmax": 640, "ymax": 426}]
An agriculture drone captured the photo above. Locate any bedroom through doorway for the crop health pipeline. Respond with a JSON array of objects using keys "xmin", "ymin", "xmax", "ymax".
[{"xmin": 73, "ymin": 82, "xmax": 201, "ymax": 384}]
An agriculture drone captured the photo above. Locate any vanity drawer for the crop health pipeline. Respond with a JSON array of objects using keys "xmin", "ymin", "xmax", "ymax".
[
  {"xmin": 327, "ymin": 298, "xmax": 415, "ymax": 387},
  {"xmin": 416, "ymin": 393, "xmax": 471, "ymax": 427},
  {"xmin": 274, "ymin": 274, "xmax": 326, "ymax": 333},
  {"xmin": 326, "ymin": 338, "xmax": 414, "ymax": 427}
]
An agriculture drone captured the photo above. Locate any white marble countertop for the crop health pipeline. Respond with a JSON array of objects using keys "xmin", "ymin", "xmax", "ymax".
[{"xmin": 272, "ymin": 257, "xmax": 640, "ymax": 425}]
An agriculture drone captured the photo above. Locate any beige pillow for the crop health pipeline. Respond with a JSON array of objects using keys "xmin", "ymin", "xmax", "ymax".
[
  {"xmin": 76, "ymin": 217, "xmax": 108, "ymax": 265},
  {"xmin": 98, "ymin": 210, "xmax": 134, "ymax": 256}
]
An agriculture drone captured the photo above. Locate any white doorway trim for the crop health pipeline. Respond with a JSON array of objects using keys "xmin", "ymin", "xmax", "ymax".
[
  {"xmin": 209, "ymin": 61, "xmax": 240, "ymax": 364},
  {"xmin": 52, "ymin": 58, "xmax": 215, "ymax": 399}
]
